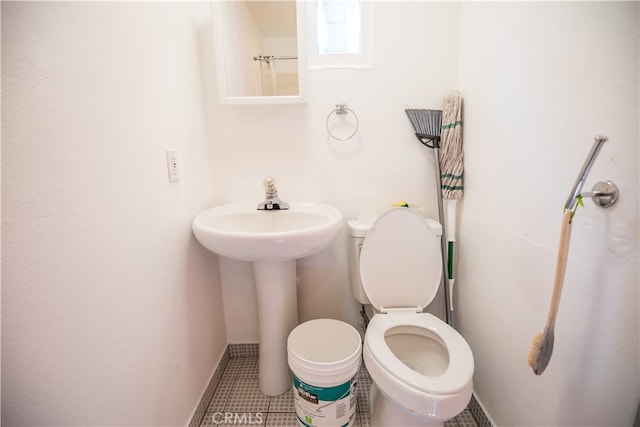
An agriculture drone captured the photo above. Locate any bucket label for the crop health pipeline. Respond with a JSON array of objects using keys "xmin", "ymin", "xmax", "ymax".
[{"xmin": 292, "ymin": 374, "xmax": 358, "ymax": 427}]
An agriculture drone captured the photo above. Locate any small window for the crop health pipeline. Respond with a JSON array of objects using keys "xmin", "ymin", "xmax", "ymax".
[
  {"xmin": 307, "ymin": 0, "xmax": 373, "ymax": 69},
  {"xmin": 317, "ymin": 0, "xmax": 361, "ymax": 54}
]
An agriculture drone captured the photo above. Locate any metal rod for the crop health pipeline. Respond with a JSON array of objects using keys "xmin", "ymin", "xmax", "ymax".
[
  {"xmin": 252, "ymin": 55, "xmax": 298, "ymax": 61},
  {"xmin": 433, "ymin": 143, "xmax": 453, "ymax": 327},
  {"xmin": 564, "ymin": 135, "xmax": 608, "ymax": 211}
]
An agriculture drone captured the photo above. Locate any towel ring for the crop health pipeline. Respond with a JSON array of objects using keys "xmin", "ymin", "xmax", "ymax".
[{"xmin": 326, "ymin": 103, "xmax": 359, "ymax": 141}]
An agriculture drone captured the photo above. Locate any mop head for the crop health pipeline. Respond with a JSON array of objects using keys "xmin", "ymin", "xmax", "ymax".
[{"xmin": 440, "ymin": 92, "xmax": 464, "ymax": 199}]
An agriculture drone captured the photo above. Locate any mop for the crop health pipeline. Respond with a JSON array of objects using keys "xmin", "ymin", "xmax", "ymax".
[{"xmin": 439, "ymin": 92, "xmax": 464, "ymax": 311}]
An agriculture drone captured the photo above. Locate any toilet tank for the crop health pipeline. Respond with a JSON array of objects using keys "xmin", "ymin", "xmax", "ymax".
[
  {"xmin": 347, "ymin": 220, "xmax": 371, "ymax": 304},
  {"xmin": 346, "ymin": 215, "xmax": 443, "ymax": 305}
]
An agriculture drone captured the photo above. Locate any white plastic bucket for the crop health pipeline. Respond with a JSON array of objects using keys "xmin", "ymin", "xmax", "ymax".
[{"xmin": 287, "ymin": 318, "xmax": 362, "ymax": 427}]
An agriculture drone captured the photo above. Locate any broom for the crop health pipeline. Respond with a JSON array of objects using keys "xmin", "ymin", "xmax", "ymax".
[{"xmin": 405, "ymin": 108, "xmax": 453, "ymax": 326}]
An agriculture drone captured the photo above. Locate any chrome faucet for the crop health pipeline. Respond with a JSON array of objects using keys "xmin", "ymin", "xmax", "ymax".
[{"xmin": 257, "ymin": 176, "xmax": 289, "ymax": 210}]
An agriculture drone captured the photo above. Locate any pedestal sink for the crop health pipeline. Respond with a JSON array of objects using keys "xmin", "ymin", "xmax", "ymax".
[{"xmin": 192, "ymin": 202, "xmax": 342, "ymax": 396}]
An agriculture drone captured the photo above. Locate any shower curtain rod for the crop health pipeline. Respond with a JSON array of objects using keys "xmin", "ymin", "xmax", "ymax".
[{"xmin": 253, "ymin": 55, "xmax": 298, "ymax": 62}]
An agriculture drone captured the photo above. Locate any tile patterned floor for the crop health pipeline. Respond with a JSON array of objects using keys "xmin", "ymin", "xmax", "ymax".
[{"xmin": 199, "ymin": 355, "xmax": 479, "ymax": 427}]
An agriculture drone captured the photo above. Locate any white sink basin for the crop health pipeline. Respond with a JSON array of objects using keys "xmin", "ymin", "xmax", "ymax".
[
  {"xmin": 192, "ymin": 202, "xmax": 343, "ymax": 262},
  {"xmin": 192, "ymin": 201, "xmax": 343, "ymax": 396}
]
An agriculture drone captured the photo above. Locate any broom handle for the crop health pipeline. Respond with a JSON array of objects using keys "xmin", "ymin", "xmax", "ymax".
[
  {"xmin": 547, "ymin": 209, "xmax": 573, "ymax": 327},
  {"xmin": 433, "ymin": 145, "xmax": 453, "ymax": 327}
]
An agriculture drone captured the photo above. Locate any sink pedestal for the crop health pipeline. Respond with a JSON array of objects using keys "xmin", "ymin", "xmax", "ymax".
[
  {"xmin": 253, "ymin": 260, "xmax": 298, "ymax": 396},
  {"xmin": 192, "ymin": 202, "xmax": 343, "ymax": 396}
]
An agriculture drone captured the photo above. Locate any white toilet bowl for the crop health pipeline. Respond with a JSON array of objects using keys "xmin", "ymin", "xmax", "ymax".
[
  {"xmin": 364, "ymin": 312, "xmax": 473, "ymax": 425},
  {"xmin": 349, "ymin": 208, "xmax": 474, "ymax": 426}
]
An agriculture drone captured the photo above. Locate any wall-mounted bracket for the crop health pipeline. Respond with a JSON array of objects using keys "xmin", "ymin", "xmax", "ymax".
[
  {"xmin": 581, "ymin": 180, "xmax": 618, "ymax": 208},
  {"xmin": 335, "ymin": 103, "xmax": 349, "ymax": 114}
]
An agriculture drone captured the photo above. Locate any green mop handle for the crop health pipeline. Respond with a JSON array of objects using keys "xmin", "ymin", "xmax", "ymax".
[
  {"xmin": 448, "ymin": 243, "xmax": 454, "ymax": 279},
  {"xmin": 446, "ymin": 199, "xmax": 457, "ymax": 280}
]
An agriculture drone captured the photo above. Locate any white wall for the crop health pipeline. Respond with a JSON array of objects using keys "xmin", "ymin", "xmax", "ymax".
[
  {"xmin": 456, "ymin": 2, "xmax": 639, "ymax": 426},
  {"xmin": 215, "ymin": 1, "xmax": 462, "ymax": 343},
  {"xmin": 214, "ymin": 1, "xmax": 639, "ymax": 425},
  {"xmin": 2, "ymin": 2, "xmax": 227, "ymax": 426},
  {"xmin": 2, "ymin": 2, "xmax": 638, "ymax": 426}
]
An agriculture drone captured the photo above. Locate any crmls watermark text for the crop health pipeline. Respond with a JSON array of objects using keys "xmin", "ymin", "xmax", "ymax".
[{"xmin": 210, "ymin": 412, "xmax": 264, "ymax": 425}]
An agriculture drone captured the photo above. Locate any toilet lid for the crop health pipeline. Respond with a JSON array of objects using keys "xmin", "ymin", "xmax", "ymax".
[{"xmin": 360, "ymin": 208, "xmax": 442, "ymax": 312}]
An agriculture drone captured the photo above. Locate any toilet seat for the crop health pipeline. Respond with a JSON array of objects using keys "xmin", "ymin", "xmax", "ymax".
[{"xmin": 365, "ymin": 312, "xmax": 474, "ymax": 396}]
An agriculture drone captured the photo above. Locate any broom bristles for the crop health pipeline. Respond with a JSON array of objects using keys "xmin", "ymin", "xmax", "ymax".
[{"xmin": 405, "ymin": 109, "xmax": 443, "ymax": 139}]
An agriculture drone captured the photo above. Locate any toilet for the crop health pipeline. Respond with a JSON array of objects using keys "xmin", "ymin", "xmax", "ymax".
[{"xmin": 347, "ymin": 207, "xmax": 474, "ymax": 426}]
